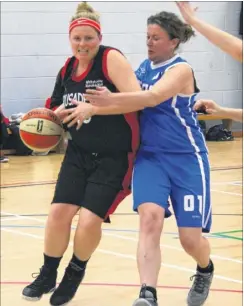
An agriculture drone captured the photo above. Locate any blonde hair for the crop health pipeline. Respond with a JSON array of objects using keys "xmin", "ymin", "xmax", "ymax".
[{"xmin": 71, "ymin": 2, "xmax": 100, "ymax": 23}]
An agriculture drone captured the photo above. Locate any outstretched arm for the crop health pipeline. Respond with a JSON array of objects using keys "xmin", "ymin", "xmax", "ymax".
[
  {"xmin": 194, "ymin": 99, "xmax": 243, "ymax": 122},
  {"xmin": 84, "ymin": 63, "xmax": 193, "ymax": 113},
  {"xmin": 92, "ymin": 49, "xmax": 142, "ymax": 114},
  {"xmin": 62, "ymin": 58, "xmax": 192, "ymax": 128},
  {"xmin": 176, "ymin": 1, "xmax": 243, "ymax": 62},
  {"xmin": 61, "ymin": 49, "xmax": 142, "ymax": 128},
  {"xmin": 218, "ymin": 108, "xmax": 243, "ymax": 122}
]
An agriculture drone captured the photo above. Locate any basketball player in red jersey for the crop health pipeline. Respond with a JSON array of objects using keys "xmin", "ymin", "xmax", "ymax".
[{"xmin": 22, "ymin": 2, "xmax": 141, "ymax": 305}]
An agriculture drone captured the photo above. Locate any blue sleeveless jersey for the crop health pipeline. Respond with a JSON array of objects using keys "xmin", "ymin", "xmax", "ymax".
[{"xmin": 135, "ymin": 54, "xmax": 207, "ymax": 154}]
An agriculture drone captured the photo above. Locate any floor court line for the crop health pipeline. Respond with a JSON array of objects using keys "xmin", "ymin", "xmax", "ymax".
[
  {"xmin": 0, "ymin": 224, "xmax": 237, "ymax": 242},
  {"xmin": 214, "ymin": 230, "xmax": 243, "ymax": 235},
  {"xmin": 1, "ymin": 228, "xmax": 242, "ymax": 284},
  {"xmin": 211, "ymin": 234, "xmax": 242, "ymax": 241},
  {"xmin": 210, "ymin": 189, "xmax": 242, "ymax": 196},
  {"xmin": 0, "ymin": 217, "xmax": 23, "ymax": 221},
  {"xmin": 103, "ymin": 232, "xmax": 242, "ymax": 264},
  {"xmin": 1, "ymin": 177, "xmax": 242, "ymax": 189},
  {"xmin": 1, "ymin": 211, "xmax": 242, "ymax": 263},
  {"xmin": 1, "ymin": 281, "xmax": 242, "ymax": 294},
  {"xmin": 212, "ymin": 181, "xmax": 242, "ymax": 186},
  {"xmin": 1, "ymin": 213, "xmax": 242, "ymax": 218},
  {"xmin": 211, "ymin": 166, "xmax": 242, "ymax": 171},
  {"xmin": 1, "ymin": 212, "xmax": 242, "ymax": 263}
]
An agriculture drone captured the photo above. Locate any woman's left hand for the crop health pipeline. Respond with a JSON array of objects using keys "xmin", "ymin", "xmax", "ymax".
[{"xmin": 60, "ymin": 100, "xmax": 95, "ymax": 130}]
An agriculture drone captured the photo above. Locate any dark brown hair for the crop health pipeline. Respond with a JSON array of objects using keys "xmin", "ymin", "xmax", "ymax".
[{"xmin": 147, "ymin": 11, "xmax": 195, "ymax": 48}]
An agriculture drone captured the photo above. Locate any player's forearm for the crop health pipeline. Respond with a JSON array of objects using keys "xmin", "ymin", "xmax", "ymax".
[
  {"xmin": 93, "ymin": 91, "xmax": 157, "ymax": 115},
  {"xmin": 190, "ymin": 17, "xmax": 243, "ymax": 62},
  {"xmin": 218, "ymin": 107, "xmax": 243, "ymax": 122},
  {"xmin": 92, "ymin": 103, "xmax": 142, "ymax": 115},
  {"xmin": 110, "ymin": 91, "xmax": 158, "ymax": 109}
]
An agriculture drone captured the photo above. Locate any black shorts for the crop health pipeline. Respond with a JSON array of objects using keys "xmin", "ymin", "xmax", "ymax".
[{"xmin": 52, "ymin": 141, "xmax": 134, "ymax": 220}]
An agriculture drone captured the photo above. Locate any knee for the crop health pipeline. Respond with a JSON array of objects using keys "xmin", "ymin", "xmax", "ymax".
[
  {"xmin": 77, "ymin": 209, "xmax": 102, "ymax": 233},
  {"xmin": 139, "ymin": 204, "xmax": 164, "ymax": 236},
  {"xmin": 179, "ymin": 233, "xmax": 201, "ymax": 254},
  {"xmin": 48, "ymin": 204, "xmax": 78, "ymax": 227}
]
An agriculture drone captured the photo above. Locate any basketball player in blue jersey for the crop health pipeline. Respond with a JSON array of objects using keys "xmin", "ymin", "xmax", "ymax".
[
  {"xmin": 78, "ymin": 11, "xmax": 214, "ymax": 306},
  {"xmin": 22, "ymin": 2, "xmax": 142, "ymax": 306}
]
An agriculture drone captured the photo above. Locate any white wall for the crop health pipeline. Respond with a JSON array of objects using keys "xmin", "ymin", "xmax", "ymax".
[{"xmin": 1, "ymin": 1, "xmax": 243, "ymax": 130}]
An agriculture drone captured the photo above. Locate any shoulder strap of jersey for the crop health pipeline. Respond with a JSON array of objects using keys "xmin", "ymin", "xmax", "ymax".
[
  {"xmin": 60, "ymin": 56, "xmax": 77, "ymax": 85},
  {"xmin": 165, "ymin": 60, "xmax": 200, "ymax": 93},
  {"xmin": 99, "ymin": 45, "xmax": 124, "ymax": 83}
]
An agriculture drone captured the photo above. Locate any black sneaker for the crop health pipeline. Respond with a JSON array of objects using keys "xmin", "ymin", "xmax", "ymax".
[
  {"xmin": 22, "ymin": 266, "xmax": 57, "ymax": 301},
  {"xmin": 132, "ymin": 284, "xmax": 158, "ymax": 306},
  {"xmin": 50, "ymin": 266, "xmax": 85, "ymax": 306}
]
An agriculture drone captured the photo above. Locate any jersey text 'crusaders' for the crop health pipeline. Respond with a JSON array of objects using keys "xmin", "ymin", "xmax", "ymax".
[{"xmin": 50, "ymin": 45, "xmax": 139, "ymax": 154}]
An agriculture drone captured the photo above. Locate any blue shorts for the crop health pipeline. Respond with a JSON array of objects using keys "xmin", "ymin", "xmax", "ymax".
[{"xmin": 132, "ymin": 150, "xmax": 212, "ymax": 233}]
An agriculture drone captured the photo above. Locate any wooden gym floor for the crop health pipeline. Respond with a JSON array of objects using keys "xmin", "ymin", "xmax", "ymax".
[{"xmin": 1, "ymin": 139, "xmax": 243, "ymax": 306}]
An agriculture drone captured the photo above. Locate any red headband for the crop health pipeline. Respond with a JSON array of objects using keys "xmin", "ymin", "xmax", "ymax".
[{"xmin": 69, "ymin": 18, "xmax": 101, "ymax": 34}]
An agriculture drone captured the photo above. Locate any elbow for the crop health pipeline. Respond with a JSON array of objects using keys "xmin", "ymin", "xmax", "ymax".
[
  {"xmin": 237, "ymin": 50, "xmax": 243, "ymax": 62},
  {"xmin": 233, "ymin": 44, "xmax": 243, "ymax": 62}
]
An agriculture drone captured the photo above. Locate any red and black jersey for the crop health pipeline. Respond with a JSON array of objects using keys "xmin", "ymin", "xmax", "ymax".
[{"xmin": 50, "ymin": 45, "xmax": 139, "ymax": 154}]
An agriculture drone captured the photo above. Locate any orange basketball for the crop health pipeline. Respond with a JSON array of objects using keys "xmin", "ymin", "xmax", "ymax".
[{"xmin": 19, "ymin": 108, "xmax": 63, "ymax": 152}]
